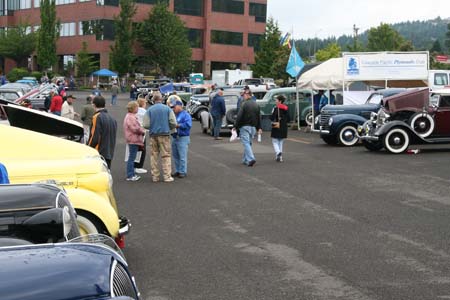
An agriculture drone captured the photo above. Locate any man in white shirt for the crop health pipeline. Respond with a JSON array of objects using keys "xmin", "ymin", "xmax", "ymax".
[{"xmin": 61, "ymin": 95, "xmax": 80, "ymax": 120}]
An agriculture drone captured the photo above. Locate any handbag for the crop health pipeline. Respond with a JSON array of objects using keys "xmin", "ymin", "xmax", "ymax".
[{"xmin": 272, "ymin": 107, "xmax": 281, "ymax": 128}]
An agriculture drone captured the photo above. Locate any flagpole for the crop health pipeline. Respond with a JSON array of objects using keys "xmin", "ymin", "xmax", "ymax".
[{"xmin": 293, "ymin": 27, "xmax": 300, "ymax": 131}]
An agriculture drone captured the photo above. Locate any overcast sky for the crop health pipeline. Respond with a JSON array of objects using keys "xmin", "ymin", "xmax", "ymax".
[{"xmin": 267, "ymin": 0, "xmax": 450, "ymax": 39}]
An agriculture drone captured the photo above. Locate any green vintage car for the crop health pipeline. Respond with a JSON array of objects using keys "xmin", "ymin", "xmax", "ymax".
[{"xmin": 257, "ymin": 87, "xmax": 314, "ymax": 125}]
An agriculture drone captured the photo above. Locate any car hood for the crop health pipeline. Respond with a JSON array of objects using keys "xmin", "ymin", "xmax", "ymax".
[
  {"xmin": 2, "ymin": 104, "xmax": 84, "ymax": 138},
  {"xmin": 321, "ymin": 104, "xmax": 379, "ymax": 114},
  {"xmin": 0, "ymin": 124, "xmax": 98, "ymax": 160},
  {"xmin": 0, "ymin": 184, "xmax": 62, "ymax": 211},
  {"xmin": 0, "ymin": 243, "xmax": 116, "ymax": 300}
]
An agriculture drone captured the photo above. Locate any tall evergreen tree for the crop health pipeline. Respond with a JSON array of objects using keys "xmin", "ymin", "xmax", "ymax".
[
  {"xmin": 37, "ymin": 0, "xmax": 59, "ymax": 70},
  {"xmin": 76, "ymin": 41, "xmax": 97, "ymax": 86},
  {"xmin": 430, "ymin": 39, "xmax": 442, "ymax": 53},
  {"xmin": 0, "ymin": 22, "xmax": 36, "ymax": 67},
  {"xmin": 110, "ymin": 0, "xmax": 136, "ymax": 75},
  {"xmin": 446, "ymin": 23, "xmax": 450, "ymax": 53},
  {"xmin": 251, "ymin": 17, "xmax": 289, "ymax": 82},
  {"xmin": 138, "ymin": 2, "xmax": 192, "ymax": 77},
  {"xmin": 367, "ymin": 23, "xmax": 407, "ymax": 51}
]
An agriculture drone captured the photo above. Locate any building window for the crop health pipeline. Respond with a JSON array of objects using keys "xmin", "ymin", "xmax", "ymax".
[
  {"xmin": 33, "ymin": 0, "xmax": 39, "ymax": 7},
  {"xmin": 174, "ymin": 0, "xmax": 203, "ymax": 16},
  {"xmin": 211, "ymin": 61, "xmax": 241, "ymax": 70},
  {"xmin": 96, "ymin": 0, "xmax": 118, "ymax": 6},
  {"xmin": 79, "ymin": 0, "xmax": 91, "ymax": 2},
  {"xmin": 249, "ymin": 2, "xmax": 266, "ymax": 23},
  {"xmin": 20, "ymin": 0, "xmax": 31, "ymax": 9},
  {"xmin": 212, "ymin": 0, "xmax": 244, "ymax": 14},
  {"xmin": 60, "ymin": 22, "xmax": 76, "ymax": 36},
  {"xmin": 248, "ymin": 33, "xmax": 263, "ymax": 51},
  {"xmin": 135, "ymin": 0, "xmax": 168, "ymax": 4},
  {"xmin": 188, "ymin": 28, "xmax": 203, "ymax": 49},
  {"xmin": 56, "ymin": 0, "xmax": 75, "ymax": 5},
  {"xmin": 7, "ymin": 0, "xmax": 19, "ymax": 10},
  {"xmin": 79, "ymin": 19, "xmax": 114, "ymax": 40},
  {"xmin": 211, "ymin": 30, "xmax": 243, "ymax": 46}
]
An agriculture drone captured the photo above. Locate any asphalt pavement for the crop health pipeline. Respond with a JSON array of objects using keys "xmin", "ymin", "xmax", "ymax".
[{"xmin": 74, "ymin": 91, "xmax": 450, "ymax": 300}]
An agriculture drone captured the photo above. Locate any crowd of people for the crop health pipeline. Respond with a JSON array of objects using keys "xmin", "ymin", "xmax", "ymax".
[{"xmin": 41, "ymin": 82, "xmax": 288, "ymax": 183}]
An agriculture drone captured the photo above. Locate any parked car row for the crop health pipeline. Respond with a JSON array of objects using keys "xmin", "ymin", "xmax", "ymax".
[{"xmin": 0, "ymin": 99, "xmax": 140, "ymax": 298}]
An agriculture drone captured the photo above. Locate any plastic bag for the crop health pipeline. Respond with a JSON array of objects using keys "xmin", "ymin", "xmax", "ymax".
[{"xmin": 230, "ymin": 128, "xmax": 238, "ymax": 142}]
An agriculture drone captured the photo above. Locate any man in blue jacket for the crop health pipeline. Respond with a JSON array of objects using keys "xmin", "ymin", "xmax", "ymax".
[
  {"xmin": 210, "ymin": 88, "xmax": 226, "ymax": 140},
  {"xmin": 169, "ymin": 99, "xmax": 192, "ymax": 178},
  {"xmin": 0, "ymin": 162, "xmax": 9, "ymax": 184}
]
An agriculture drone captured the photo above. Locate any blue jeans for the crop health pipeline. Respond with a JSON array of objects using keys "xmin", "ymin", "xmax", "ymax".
[
  {"xmin": 172, "ymin": 136, "xmax": 190, "ymax": 175},
  {"xmin": 272, "ymin": 138, "xmax": 284, "ymax": 156},
  {"xmin": 212, "ymin": 115, "xmax": 222, "ymax": 137},
  {"xmin": 111, "ymin": 95, "xmax": 117, "ymax": 105},
  {"xmin": 126, "ymin": 144, "xmax": 139, "ymax": 178},
  {"xmin": 240, "ymin": 126, "xmax": 256, "ymax": 164}
]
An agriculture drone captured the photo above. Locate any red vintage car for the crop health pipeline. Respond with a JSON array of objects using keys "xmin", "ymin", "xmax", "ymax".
[{"xmin": 359, "ymin": 88, "xmax": 450, "ymax": 153}]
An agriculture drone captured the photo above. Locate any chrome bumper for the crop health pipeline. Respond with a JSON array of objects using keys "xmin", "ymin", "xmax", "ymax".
[
  {"xmin": 360, "ymin": 135, "xmax": 379, "ymax": 142},
  {"xmin": 319, "ymin": 126, "xmax": 330, "ymax": 134},
  {"xmin": 118, "ymin": 216, "xmax": 131, "ymax": 235}
]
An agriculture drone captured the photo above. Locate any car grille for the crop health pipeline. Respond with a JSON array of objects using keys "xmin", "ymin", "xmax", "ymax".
[
  {"xmin": 112, "ymin": 261, "xmax": 137, "ymax": 298},
  {"xmin": 319, "ymin": 113, "xmax": 333, "ymax": 131}
]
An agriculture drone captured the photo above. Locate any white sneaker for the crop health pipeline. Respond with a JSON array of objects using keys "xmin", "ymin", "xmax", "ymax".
[
  {"xmin": 126, "ymin": 175, "xmax": 141, "ymax": 181},
  {"xmin": 135, "ymin": 168, "xmax": 148, "ymax": 174}
]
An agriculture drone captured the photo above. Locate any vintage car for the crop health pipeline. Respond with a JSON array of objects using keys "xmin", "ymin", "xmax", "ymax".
[
  {"xmin": 317, "ymin": 88, "xmax": 406, "ymax": 146},
  {"xmin": 0, "ymin": 183, "xmax": 80, "ymax": 244},
  {"xmin": 186, "ymin": 93, "xmax": 210, "ymax": 121},
  {"xmin": 0, "ymin": 237, "xmax": 140, "ymax": 300},
  {"xmin": 257, "ymin": 87, "xmax": 313, "ymax": 126},
  {"xmin": 359, "ymin": 88, "xmax": 450, "ymax": 153},
  {"xmin": 199, "ymin": 91, "xmax": 241, "ymax": 134},
  {"xmin": 0, "ymin": 124, "xmax": 131, "ymax": 247}
]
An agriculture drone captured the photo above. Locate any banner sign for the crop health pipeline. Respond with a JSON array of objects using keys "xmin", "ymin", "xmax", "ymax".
[{"xmin": 343, "ymin": 52, "xmax": 429, "ymax": 81}]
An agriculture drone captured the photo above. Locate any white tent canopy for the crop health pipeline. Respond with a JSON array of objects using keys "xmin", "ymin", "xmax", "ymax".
[{"xmin": 297, "ymin": 58, "xmax": 346, "ymax": 90}]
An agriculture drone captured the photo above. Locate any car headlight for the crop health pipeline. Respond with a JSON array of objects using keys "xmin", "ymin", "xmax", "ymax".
[
  {"xmin": 62, "ymin": 206, "xmax": 72, "ymax": 237},
  {"xmin": 328, "ymin": 117, "xmax": 333, "ymax": 126},
  {"xmin": 370, "ymin": 112, "xmax": 377, "ymax": 121}
]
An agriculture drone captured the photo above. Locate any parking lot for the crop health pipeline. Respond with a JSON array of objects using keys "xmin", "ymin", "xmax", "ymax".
[{"xmin": 76, "ymin": 92, "xmax": 450, "ymax": 300}]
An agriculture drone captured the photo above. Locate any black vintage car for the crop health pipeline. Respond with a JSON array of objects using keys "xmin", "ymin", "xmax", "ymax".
[{"xmin": 0, "ymin": 183, "xmax": 80, "ymax": 245}]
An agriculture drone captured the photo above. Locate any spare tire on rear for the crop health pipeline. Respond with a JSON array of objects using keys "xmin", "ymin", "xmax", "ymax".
[{"xmin": 226, "ymin": 108, "xmax": 238, "ymax": 124}]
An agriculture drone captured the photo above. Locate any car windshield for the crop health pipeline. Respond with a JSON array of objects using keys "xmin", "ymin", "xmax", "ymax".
[
  {"xmin": 245, "ymin": 79, "xmax": 263, "ymax": 85},
  {"xmin": 224, "ymin": 95, "xmax": 239, "ymax": 105},
  {"xmin": 0, "ymin": 92, "xmax": 19, "ymax": 101},
  {"xmin": 366, "ymin": 93, "xmax": 383, "ymax": 105}
]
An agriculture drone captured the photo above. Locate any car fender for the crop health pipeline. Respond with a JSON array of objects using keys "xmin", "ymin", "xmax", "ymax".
[
  {"xmin": 65, "ymin": 188, "xmax": 120, "ymax": 237},
  {"xmin": 199, "ymin": 110, "xmax": 209, "ymax": 129},
  {"xmin": 329, "ymin": 114, "xmax": 367, "ymax": 133},
  {"xmin": 374, "ymin": 120, "xmax": 415, "ymax": 137},
  {"xmin": 300, "ymin": 105, "xmax": 312, "ymax": 120}
]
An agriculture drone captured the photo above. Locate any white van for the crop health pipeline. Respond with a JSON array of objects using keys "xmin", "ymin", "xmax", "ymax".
[{"xmin": 429, "ymin": 70, "xmax": 450, "ymax": 91}]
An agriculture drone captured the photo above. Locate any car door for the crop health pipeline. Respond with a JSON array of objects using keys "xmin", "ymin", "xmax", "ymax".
[{"xmin": 433, "ymin": 95, "xmax": 450, "ymax": 136}]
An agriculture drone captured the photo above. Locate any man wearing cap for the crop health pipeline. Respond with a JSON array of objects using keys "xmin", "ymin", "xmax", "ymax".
[
  {"xmin": 168, "ymin": 99, "xmax": 192, "ymax": 178},
  {"xmin": 61, "ymin": 95, "xmax": 80, "ymax": 120},
  {"xmin": 210, "ymin": 88, "xmax": 226, "ymax": 140}
]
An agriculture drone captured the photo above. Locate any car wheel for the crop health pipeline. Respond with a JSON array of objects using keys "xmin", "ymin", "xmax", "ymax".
[
  {"xmin": 322, "ymin": 135, "xmax": 338, "ymax": 145},
  {"xmin": 338, "ymin": 125, "xmax": 359, "ymax": 146},
  {"xmin": 362, "ymin": 140, "xmax": 383, "ymax": 151},
  {"xmin": 226, "ymin": 108, "xmax": 238, "ymax": 123},
  {"xmin": 304, "ymin": 110, "xmax": 313, "ymax": 126},
  {"xmin": 77, "ymin": 212, "xmax": 103, "ymax": 236},
  {"xmin": 409, "ymin": 112, "xmax": 434, "ymax": 138},
  {"xmin": 382, "ymin": 127, "xmax": 410, "ymax": 154}
]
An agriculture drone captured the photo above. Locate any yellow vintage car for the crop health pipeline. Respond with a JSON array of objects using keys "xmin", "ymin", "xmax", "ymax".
[{"xmin": 0, "ymin": 124, "xmax": 130, "ymax": 247}]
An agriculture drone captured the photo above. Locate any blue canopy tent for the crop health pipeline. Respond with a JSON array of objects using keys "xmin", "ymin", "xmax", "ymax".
[
  {"xmin": 91, "ymin": 69, "xmax": 118, "ymax": 89},
  {"xmin": 92, "ymin": 69, "xmax": 117, "ymax": 77}
]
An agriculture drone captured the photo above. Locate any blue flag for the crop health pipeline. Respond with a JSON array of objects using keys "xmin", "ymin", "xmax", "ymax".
[
  {"xmin": 159, "ymin": 82, "xmax": 174, "ymax": 94},
  {"xmin": 286, "ymin": 43, "xmax": 305, "ymax": 78}
]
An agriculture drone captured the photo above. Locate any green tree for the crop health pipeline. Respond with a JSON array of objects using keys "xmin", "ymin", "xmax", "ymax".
[
  {"xmin": 315, "ymin": 43, "xmax": 341, "ymax": 61},
  {"xmin": 0, "ymin": 22, "xmax": 36, "ymax": 68},
  {"xmin": 37, "ymin": 0, "xmax": 59, "ymax": 70},
  {"xmin": 138, "ymin": 2, "xmax": 192, "ymax": 77},
  {"xmin": 367, "ymin": 23, "xmax": 407, "ymax": 51},
  {"xmin": 252, "ymin": 17, "xmax": 289, "ymax": 82},
  {"xmin": 76, "ymin": 41, "xmax": 97, "ymax": 86},
  {"xmin": 110, "ymin": 0, "xmax": 136, "ymax": 75},
  {"xmin": 446, "ymin": 23, "xmax": 450, "ymax": 53},
  {"xmin": 430, "ymin": 39, "xmax": 442, "ymax": 53}
]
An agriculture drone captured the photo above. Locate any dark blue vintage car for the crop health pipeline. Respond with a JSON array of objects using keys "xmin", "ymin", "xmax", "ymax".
[
  {"xmin": 0, "ymin": 239, "xmax": 140, "ymax": 300},
  {"xmin": 318, "ymin": 89, "xmax": 406, "ymax": 146}
]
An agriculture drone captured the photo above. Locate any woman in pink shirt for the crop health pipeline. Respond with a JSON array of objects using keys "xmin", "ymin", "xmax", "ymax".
[{"xmin": 123, "ymin": 101, "xmax": 145, "ymax": 181}]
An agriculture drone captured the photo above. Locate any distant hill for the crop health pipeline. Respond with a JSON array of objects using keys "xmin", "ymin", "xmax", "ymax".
[{"xmin": 296, "ymin": 17, "xmax": 450, "ymax": 59}]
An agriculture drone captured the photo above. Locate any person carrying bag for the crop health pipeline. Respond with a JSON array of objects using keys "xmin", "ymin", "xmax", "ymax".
[{"xmin": 270, "ymin": 95, "xmax": 289, "ymax": 162}]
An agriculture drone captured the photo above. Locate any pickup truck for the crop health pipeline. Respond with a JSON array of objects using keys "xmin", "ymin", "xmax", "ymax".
[{"xmin": 233, "ymin": 78, "xmax": 274, "ymax": 93}]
